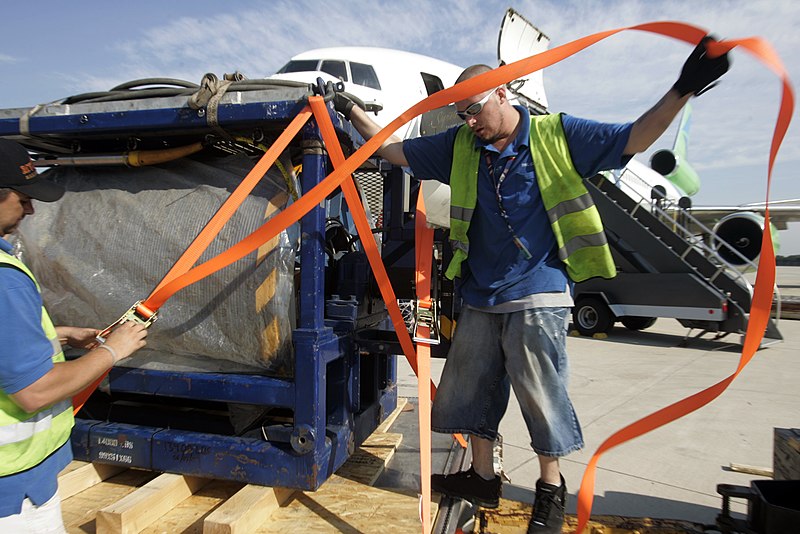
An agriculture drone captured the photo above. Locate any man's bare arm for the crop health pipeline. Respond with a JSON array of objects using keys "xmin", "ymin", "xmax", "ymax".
[
  {"xmin": 624, "ymin": 89, "xmax": 691, "ymax": 156},
  {"xmin": 347, "ymin": 106, "xmax": 409, "ymax": 167},
  {"xmin": 625, "ymin": 35, "xmax": 729, "ymax": 156},
  {"xmin": 11, "ymin": 322, "xmax": 147, "ymax": 413}
]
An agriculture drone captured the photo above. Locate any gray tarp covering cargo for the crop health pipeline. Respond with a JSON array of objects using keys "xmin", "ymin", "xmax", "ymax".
[{"xmin": 16, "ymin": 153, "xmax": 298, "ymax": 376}]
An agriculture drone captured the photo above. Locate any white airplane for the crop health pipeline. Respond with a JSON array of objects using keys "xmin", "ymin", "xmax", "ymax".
[
  {"xmin": 268, "ymin": 9, "xmax": 548, "ymax": 141},
  {"xmin": 268, "ymin": 7, "xmax": 800, "ymax": 267}
]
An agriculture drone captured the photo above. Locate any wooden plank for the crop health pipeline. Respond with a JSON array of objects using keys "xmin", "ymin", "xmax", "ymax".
[
  {"xmin": 329, "ymin": 432, "xmax": 402, "ymax": 486},
  {"xmin": 63, "ymin": 399, "xmax": 410, "ymax": 532},
  {"xmin": 96, "ymin": 473, "xmax": 210, "ymax": 534},
  {"xmin": 63, "ymin": 468, "xmax": 158, "ymax": 533},
  {"xmin": 729, "ymin": 462, "xmax": 773, "ymax": 478},
  {"xmin": 59, "ymin": 461, "xmax": 127, "ymax": 500},
  {"xmin": 203, "ymin": 485, "xmax": 295, "ymax": 534},
  {"xmin": 374, "ymin": 397, "xmax": 408, "ymax": 434},
  {"xmin": 139, "ymin": 480, "xmax": 243, "ymax": 534},
  {"xmin": 262, "ymin": 485, "xmax": 437, "ymax": 533}
]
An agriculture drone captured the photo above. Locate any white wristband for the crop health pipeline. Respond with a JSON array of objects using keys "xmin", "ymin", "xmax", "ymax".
[{"xmin": 97, "ymin": 344, "xmax": 118, "ymax": 365}]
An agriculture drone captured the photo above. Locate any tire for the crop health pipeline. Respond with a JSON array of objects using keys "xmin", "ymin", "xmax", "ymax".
[
  {"xmin": 572, "ymin": 297, "xmax": 614, "ymax": 336},
  {"xmin": 620, "ymin": 316, "xmax": 657, "ymax": 331}
]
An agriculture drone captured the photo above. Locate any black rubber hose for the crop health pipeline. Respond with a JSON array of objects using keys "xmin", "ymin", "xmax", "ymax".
[
  {"xmin": 110, "ymin": 78, "xmax": 200, "ymax": 91},
  {"xmin": 60, "ymin": 78, "xmax": 315, "ymax": 105}
]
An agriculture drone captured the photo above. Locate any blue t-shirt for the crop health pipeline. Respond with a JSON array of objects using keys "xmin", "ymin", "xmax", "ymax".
[
  {"xmin": 402, "ymin": 108, "xmax": 632, "ymax": 307},
  {"xmin": 0, "ymin": 237, "xmax": 72, "ymax": 516}
]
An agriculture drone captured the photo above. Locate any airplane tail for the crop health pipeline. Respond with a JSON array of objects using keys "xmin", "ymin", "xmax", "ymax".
[{"xmin": 649, "ymin": 102, "xmax": 701, "ymax": 196}]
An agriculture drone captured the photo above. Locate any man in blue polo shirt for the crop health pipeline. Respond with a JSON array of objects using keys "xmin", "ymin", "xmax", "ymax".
[
  {"xmin": 0, "ymin": 139, "xmax": 149, "ymax": 533},
  {"xmin": 337, "ymin": 36, "xmax": 729, "ymax": 533}
]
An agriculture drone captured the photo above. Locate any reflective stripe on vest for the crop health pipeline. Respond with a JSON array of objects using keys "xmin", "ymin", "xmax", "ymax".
[
  {"xmin": 447, "ymin": 113, "xmax": 616, "ymax": 282},
  {"xmin": 0, "ymin": 399, "xmax": 72, "ymax": 445},
  {"xmin": 0, "ymin": 252, "xmax": 74, "ymax": 476}
]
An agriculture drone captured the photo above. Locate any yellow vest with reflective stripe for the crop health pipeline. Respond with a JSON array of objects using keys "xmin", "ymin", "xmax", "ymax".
[
  {"xmin": 447, "ymin": 113, "xmax": 616, "ymax": 282},
  {"xmin": 0, "ymin": 252, "xmax": 74, "ymax": 477}
]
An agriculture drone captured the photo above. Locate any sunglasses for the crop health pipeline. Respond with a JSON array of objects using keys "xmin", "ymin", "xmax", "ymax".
[{"xmin": 455, "ymin": 88, "xmax": 498, "ymax": 121}]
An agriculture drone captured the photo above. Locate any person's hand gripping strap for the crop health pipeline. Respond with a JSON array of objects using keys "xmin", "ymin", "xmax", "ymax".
[
  {"xmin": 672, "ymin": 34, "xmax": 731, "ymax": 97},
  {"xmin": 332, "ymin": 90, "xmax": 357, "ymax": 120}
]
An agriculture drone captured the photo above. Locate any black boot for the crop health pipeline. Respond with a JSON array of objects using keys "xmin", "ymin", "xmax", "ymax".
[
  {"xmin": 431, "ymin": 466, "xmax": 501, "ymax": 508},
  {"xmin": 527, "ymin": 475, "xmax": 566, "ymax": 533}
]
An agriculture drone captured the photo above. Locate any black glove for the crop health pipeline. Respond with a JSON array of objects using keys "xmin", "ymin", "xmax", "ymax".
[
  {"xmin": 672, "ymin": 35, "xmax": 731, "ymax": 97},
  {"xmin": 333, "ymin": 91, "xmax": 357, "ymax": 120}
]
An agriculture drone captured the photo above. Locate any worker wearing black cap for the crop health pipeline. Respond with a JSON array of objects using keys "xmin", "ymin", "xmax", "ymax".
[{"xmin": 0, "ymin": 139, "xmax": 148, "ymax": 532}]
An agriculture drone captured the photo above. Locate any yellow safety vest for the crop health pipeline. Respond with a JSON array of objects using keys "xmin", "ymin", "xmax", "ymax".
[
  {"xmin": 0, "ymin": 252, "xmax": 74, "ymax": 477},
  {"xmin": 447, "ymin": 113, "xmax": 616, "ymax": 282}
]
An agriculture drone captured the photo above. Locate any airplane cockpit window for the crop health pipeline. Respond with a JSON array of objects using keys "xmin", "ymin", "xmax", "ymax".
[
  {"xmin": 420, "ymin": 73, "xmax": 445, "ymax": 96},
  {"xmin": 320, "ymin": 60, "xmax": 348, "ymax": 82},
  {"xmin": 276, "ymin": 59, "xmax": 380, "ymax": 90},
  {"xmin": 350, "ymin": 62, "xmax": 381, "ymax": 90},
  {"xmin": 277, "ymin": 60, "xmax": 319, "ymax": 73}
]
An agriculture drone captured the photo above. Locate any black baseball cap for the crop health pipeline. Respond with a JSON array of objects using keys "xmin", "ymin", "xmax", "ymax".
[{"xmin": 0, "ymin": 139, "xmax": 64, "ymax": 202}]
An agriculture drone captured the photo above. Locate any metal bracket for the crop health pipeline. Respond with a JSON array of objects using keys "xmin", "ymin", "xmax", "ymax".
[{"xmin": 413, "ymin": 299, "xmax": 440, "ymax": 345}]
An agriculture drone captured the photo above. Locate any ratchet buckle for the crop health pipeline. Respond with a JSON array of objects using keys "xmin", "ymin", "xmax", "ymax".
[
  {"xmin": 96, "ymin": 300, "xmax": 158, "ymax": 344},
  {"xmin": 412, "ymin": 299, "xmax": 440, "ymax": 345}
]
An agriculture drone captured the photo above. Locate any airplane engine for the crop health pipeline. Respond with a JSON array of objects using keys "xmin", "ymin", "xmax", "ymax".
[
  {"xmin": 650, "ymin": 149, "xmax": 700, "ymax": 197},
  {"xmin": 711, "ymin": 211, "xmax": 780, "ymax": 269}
]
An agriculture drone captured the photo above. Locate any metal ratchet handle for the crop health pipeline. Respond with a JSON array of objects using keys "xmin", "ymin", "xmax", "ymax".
[{"xmin": 95, "ymin": 300, "xmax": 158, "ymax": 345}]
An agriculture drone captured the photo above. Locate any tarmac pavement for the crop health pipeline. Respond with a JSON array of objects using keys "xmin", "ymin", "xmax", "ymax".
[{"xmin": 388, "ymin": 266, "xmax": 800, "ymax": 526}]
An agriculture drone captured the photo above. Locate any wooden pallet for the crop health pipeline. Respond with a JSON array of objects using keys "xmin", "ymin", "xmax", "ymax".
[{"xmin": 59, "ymin": 398, "xmax": 435, "ymax": 533}]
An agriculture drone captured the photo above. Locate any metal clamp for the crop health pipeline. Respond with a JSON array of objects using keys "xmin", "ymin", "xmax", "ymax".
[
  {"xmin": 96, "ymin": 300, "xmax": 158, "ymax": 344},
  {"xmin": 413, "ymin": 299, "xmax": 440, "ymax": 345}
]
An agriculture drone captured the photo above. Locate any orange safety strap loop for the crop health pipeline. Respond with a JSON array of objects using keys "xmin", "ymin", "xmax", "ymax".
[
  {"xmin": 69, "ymin": 23, "xmax": 788, "ymax": 532},
  {"xmin": 574, "ymin": 36, "xmax": 792, "ymax": 534}
]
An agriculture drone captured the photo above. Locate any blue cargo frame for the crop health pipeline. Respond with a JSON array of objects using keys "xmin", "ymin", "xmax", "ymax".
[{"xmin": 0, "ymin": 90, "xmax": 398, "ymax": 490}]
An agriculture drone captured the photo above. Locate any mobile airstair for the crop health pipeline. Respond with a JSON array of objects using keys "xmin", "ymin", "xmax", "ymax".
[{"xmin": 573, "ymin": 170, "xmax": 783, "ymax": 346}]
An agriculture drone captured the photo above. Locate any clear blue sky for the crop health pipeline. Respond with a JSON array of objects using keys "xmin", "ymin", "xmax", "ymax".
[{"xmin": 2, "ymin": 0, "xmax": 798, "ymax": 252}]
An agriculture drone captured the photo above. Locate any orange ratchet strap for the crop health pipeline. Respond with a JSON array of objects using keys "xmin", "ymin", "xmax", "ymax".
[
  {"xmin": 309, "ymin": 96, "xmax": 457, "ymax": 534},
  {"xmin": 413, "ymin": 194, "xmax": 436, "ymax": 534},
  {"xmin": 570, "ymin": 28, "xmax": 793, "ymax": 534},
  {"xmin": 69, "ymin": 22, "xmax": 791, "ymax": 534}
]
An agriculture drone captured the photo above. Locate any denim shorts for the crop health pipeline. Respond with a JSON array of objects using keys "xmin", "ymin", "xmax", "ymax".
[{"xmin": 431, "ymin": 306, "xmax": 584, "ymax": 457}]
